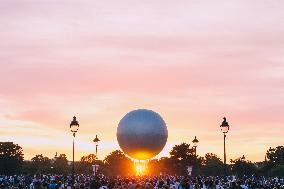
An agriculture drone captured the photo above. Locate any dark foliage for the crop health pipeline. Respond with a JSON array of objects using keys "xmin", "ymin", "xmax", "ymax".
[
  {"xmin": 200, "ymin": 153, "xmax": 224, "ymax": 176},
  {"xmin": 101, "ymin": 150, "xmax": 135, "ymax": 176},
  {"xmin": 169, "ymin": 143, "xmax": 196, "ymax": 175},
  {"xmin": 0, "ymin": 142, "xmax": 24, "ymax": 174},
  {"xmin": 230, "ymin": 156, "xmax": 257, "ymax": 176},
  {"xmin": 0, "ymin": 141, "xmax": 283, "ymax": 176}
]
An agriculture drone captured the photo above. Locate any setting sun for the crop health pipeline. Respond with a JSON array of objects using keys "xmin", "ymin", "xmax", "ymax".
[
  {"xmin": 135, "ymin": 160, "xmax": 147, "ymax": 175},
  {"xmin": 136, "ymin": 165, "xmax": 143, "ymax": 175}
]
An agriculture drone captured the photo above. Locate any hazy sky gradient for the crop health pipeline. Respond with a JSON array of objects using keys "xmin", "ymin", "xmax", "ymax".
[{"xmin": 0, "ymin": 0, "xmax": 284, "ymax": 162}]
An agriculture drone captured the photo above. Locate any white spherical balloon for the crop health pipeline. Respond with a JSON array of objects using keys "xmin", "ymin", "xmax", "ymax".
[{"xmin": 117, "ymin": 109, "xmax": 168, "ymax": 160}]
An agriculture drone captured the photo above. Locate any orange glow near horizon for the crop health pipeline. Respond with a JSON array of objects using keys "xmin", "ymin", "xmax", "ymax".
[
  {"xmin": 135, "ymin": 161, "xmax": 146, "ymax": 176},
  {"xmin": 136, "ymin": 165, "xmax": 143, "ymax": 175}
]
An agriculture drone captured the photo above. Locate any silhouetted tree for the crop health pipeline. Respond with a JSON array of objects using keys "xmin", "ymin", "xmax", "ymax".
[
  {"xmin": 231, "ymin": 156, "xmax": 257, "ymax": 176},
  {"xmin": 81, "ymin": 154, "xmax": 97, "ymax": 164},
  {"xmin": 269, "ymin": 165, "xmax": 284, "ymax": 176},
  {"xmin": 147, "ymin": 159, "xmax": 160, "ymax": 175},
  {"xmin": 159, "ymin": 157, "xmax": 174, "ymax": 175},
  {"xmin": 75, "ymin": 154, "xmax": 98, "ymax": 174},
  {"xmin": 147, "ymin": 157, "xmax": 173, "ymax": 175},
  {"xmin": 0, "ymin": 142, "xmax": 24, "ymax": 174},
  {"xmin": 30, "ymin": 154, "xmax": 51, "ymax": 174},
  {"xmin": 266, "ymin": 146, "xmax": 284, "ymax": 165},
  {"xmin": 53, "ymin": 154, "xmax": 69, "ymax": 174},
  {"xmin": 102, "ymin": 150, "xmax": 135, "ymax": 176},
  {"xmin": 201, "ymin": 153, "xmax": 224, "ymax": 176},
  {"xmin": 169, "ymin": 143, "xmax": 195, "ymax": 175},
  {"xmin": 261, "ymin": 146, "xmax": 284, "ymax": 176}
]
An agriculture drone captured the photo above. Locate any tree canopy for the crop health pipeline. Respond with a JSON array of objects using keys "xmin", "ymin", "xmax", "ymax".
[
  {"xmin": 0, "ymin": 141, "xmax": 283, "ymax": 176},
  {"xmin": 102, "ymin": 150, "xmax": 135, "ymax": 176},
  {"xmin": 169, "ymin": 143, "xmax": 196, "ymax": 175},
  {"xmin": 81, "ymin": 154, "xmax": 97, "ymax": 164},
  {"xmin": 0, "ymin": 142, "xmax": 24, "ymax": 174},
  {"xmin": 230, "ymin": 156, "xmax": 257, "ymax": 176},
  {"xmin": 30, "ymin": 154, "xmax": 51, "ymax": 174},
  {"xmin": 201, "ymin": 153, "xmax": 224, "ymax": 176}
]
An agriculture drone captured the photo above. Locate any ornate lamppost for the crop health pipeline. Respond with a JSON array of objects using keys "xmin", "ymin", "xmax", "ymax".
[
  {"xmin": 241, "ymin": 155, "xmax": 246, "ymax": 176},
  {"xmin": 220, "ymin": 117, "xmax": 229, "ymax": 174},
  {"xmin": 192, "ymin": 136, "xmax": 199, "ymax": 156},
  {"xmin": 191, "ymin": 136, "xmax": 199, "ymax": 176},
  {"xmin": 70, "ymin": 116, "xmax": 79, "ymax": 185},
  {"xmin": 93, "ymin": 135, "xmax": 100, "ymax": 175}
]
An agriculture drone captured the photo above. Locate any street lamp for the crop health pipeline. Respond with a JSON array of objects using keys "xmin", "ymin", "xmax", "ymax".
[
  {"xmin": 191, "ymin": 136, "xmax": 199, "ymax": 176},
  {"xmin": 93, "ymin": 135, "xmax": 100, "ymax": 175},
  {"xmin": 70, "ymin": 116, "xmax": 79, "ymax": 185},
  {"xmin": 241, "ymin": 155, "xmax": 246, "ymax": 176},
  {"xmin": 220, "ymin": 117, "xmax": 229, "ymax": 173},
  {"xmin": 192, "ymin": 136, "xmax": 199, "ymax": 156}
]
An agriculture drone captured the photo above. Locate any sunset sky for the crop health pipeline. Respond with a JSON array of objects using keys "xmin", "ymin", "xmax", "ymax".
[{"xmin": 0, "ymin": 0, "xmax": 283, "ymax": 162}]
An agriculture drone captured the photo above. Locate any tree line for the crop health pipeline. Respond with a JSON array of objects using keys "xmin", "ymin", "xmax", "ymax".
[{"xmin": 0, "ymin": 142, "xmax": 283, "ymax": 176}]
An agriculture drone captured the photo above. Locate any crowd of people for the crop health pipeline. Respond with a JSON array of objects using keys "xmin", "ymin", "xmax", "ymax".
[{"xmin": 0, "ymin": 174, "xmax": 283, "ymax": 189}]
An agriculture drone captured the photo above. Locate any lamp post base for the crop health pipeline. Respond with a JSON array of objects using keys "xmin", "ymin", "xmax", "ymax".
[{"xmin": 92, "ymin": 165, "xmax": 99, "ymax": 176}]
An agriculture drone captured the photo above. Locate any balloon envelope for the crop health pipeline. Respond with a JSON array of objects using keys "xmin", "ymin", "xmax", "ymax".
[{"xmin": 117, "ymin": 109, "xmax": 168, "ymax": 160}]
